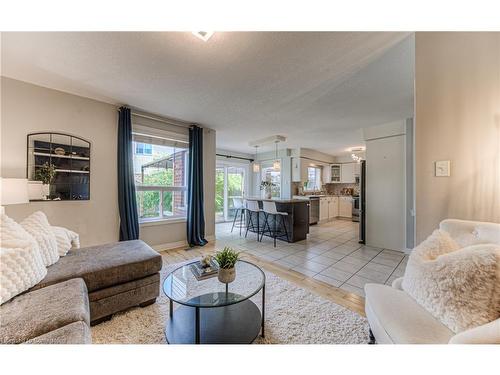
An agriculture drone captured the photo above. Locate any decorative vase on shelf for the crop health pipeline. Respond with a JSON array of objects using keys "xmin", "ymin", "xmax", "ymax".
[{"xmin": 218, "ymin": 267, "xmax": 236, "ymax": 284}]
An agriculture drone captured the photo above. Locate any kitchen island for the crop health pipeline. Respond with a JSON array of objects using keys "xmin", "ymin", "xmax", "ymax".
[{"xmin": 244, "ymin": 197, "xmax": 310, "ymax": 243}]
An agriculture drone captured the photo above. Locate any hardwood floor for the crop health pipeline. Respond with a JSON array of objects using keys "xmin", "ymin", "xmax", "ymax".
[{"xmin": 160, "ymin": 242, "xmax": 366, "ymax": 317}]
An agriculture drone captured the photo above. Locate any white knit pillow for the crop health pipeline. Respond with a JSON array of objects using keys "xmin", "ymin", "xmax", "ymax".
[
  {"xmin": 0, "ymin": 214, "xmax": 47, "ymax": 305},
  {"xmin": 403, "ymin": 230, "xmax": 500, "ymax": 333},
  {"xmin": 51, "ymin": 226, "xmax": 80, "ymax": 256},
  {"xmin": 20, "ymin": 211, "xmax": 59, "ymax": 266}
]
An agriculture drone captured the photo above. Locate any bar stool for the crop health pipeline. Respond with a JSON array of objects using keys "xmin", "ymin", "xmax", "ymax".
[
  {"xmin": 260, "ymin": 201, "xmax": 289, "ymax": 247},
  {"xmin": 245, "ymin": 200, "xmax": 262, "ymax": 241},
  {"xmin": 230, "ymin": 198, "xmax": 246, "ymax": 235}
]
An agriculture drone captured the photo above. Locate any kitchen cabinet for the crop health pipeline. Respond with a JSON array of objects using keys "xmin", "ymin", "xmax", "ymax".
[
  {"xmin": 322, "ymin": 164, "xmax": 331, "ymax": 183},
  {"xmin": 328, "ymin": 196, "xmax": 339, "ymax": 219},
  {"xmin": 354, "ymin": 162, "xmax": 361, "ymax": 177},
  {"xmin": 319, "ymin": 197, "xmax": 329, "ymax": 221},
  {"xmin": 319, "ymin": 196, "xmax": 339, "ymax": 222},
  {"xmin": 339, "ymin": 196, "xmax": 353, "ymax": 218},
  {"xmin": 341, "ymin": 163, "xmax": 356, "ymax": 183},
  {"xmin": 330, "ymin": 164, "xmax": 341, "ymax": 183},
  {"xmin": 292, "ymin": 157, "xmax": 307, "ymax": 182}
]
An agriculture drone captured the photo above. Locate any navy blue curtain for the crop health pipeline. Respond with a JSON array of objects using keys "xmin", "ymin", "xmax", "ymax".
[
  {"xmin": 187, "ymin": 125, "xmax": 208, "ymax": 247},
  {"xmin": 117, "ymin": 106, "xmax": 139, "ymax": 241}
]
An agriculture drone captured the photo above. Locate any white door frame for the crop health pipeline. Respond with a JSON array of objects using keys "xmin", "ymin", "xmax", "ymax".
[{"xmin": 215, "ymin": 161, "xmax": 249, "ymax": 223}]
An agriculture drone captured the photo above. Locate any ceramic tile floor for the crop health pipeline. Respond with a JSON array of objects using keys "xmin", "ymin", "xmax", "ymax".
[{"xmin": 214, "ymin": 219, "xmax": 409, "ymax": 297}]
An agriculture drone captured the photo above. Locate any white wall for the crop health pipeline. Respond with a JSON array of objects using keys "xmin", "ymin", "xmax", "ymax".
[
  {"xmin": 1, "ymin": 77, "xmax": 216, "ymax": 248},
  {"xmin": 415, "ymin": 32, "xmax": 500, "ymax": 243},
  {"xmin": 299, "ymin": 148, "xmax": 336, "ymax": 164},
  {"xmin": 363, "ymin": 120, "xmax": 407, "ymax": 251}
]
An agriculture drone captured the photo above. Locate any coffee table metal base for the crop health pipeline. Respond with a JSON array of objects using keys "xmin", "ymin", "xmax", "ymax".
[{"xmin": 165, "ymin": 299, "xmax": 262, "ymax": 344}]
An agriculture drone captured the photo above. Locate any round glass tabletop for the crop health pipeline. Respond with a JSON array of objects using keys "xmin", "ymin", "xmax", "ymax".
[{"xmin": 163, "ymin": 260, "xmax": 265, "ymax": 308}]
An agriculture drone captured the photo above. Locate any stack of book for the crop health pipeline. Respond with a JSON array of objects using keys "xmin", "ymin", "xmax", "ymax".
[{"xmin": 190, "ymin": 259, "xmax": 219, "ymax": 281}]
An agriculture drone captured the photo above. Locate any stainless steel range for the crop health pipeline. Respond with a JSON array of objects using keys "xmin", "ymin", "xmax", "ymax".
[{"xmin": 352, "ymin": 195, "xmax": 360, "ymax": 222}]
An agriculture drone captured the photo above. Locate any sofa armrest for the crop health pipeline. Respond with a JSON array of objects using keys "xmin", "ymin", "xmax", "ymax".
[
  {"xmin": 448, "ymin": 318, "xmax": 500, "ymax": 344},
  {"xmin": 391, "ymin": 277, "xmax": 404, "ymax": 290}
]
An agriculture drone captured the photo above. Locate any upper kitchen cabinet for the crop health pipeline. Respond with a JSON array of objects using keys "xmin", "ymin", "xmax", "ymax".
[
  {"xmin": 292, "ymin": 157, "xmax": 308, "ymax": 182},
  {"xmin": 322, "ymin": 164, "xmax": 331, "ymax": 183},
  {"xmin": 354, "ymin": 162, "xmax": 361, "ymax": 177},
  {"xmin": 330, "ymin": 164, "xmax": 341, "ymax": 183},
  {"xmin": 340, "ymin": 163, "xmax": 356, "ymax": 183}
]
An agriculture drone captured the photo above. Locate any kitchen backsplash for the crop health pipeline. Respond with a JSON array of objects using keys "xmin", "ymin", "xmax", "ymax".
[
  {"xmin": 324, "ymin": 183, "xmax": 360, "ymax": 195},
  {"xmin": 292, "ymin": 181, "xmax": 360, "ymax": 196}
]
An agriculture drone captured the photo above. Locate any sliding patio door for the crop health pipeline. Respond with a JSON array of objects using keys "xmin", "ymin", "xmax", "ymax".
[{"xmin": 215, "ymin": 164, "xmax": 247, "ymax": 223}]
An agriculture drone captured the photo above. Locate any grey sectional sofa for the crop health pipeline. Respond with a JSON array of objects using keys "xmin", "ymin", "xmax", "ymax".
[{"xmin": 0, "ymin": 240, "xmax": 162, "ymax": 344}]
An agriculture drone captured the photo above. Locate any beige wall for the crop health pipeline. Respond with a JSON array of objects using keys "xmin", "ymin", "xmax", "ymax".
[
  {"xmin": 363, "ymin": 120, "xmax": 407, "ymax": 251},
  {"xmin": 1, "ymin": 77, "xmax": 119, "ymax": 246},
  {"xmin": 415, "ymin": 32, "xmax": 500, "ymax": 243},
  {"xmin": 1, "ymin": 77, "xmax": 216, "ymax": 247}
]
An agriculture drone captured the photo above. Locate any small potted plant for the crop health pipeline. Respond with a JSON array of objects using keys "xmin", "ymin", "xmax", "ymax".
[
  {"xmin": 214, "ymin": 246, "xmax": 240, "ymax": 284},
  {"xmin": 260, "ymin": 180, "xmax": 276, "ymax": 199},
  {"xmin": 34, "ymin": 162, "xmax": 56, "ymax": 199}
]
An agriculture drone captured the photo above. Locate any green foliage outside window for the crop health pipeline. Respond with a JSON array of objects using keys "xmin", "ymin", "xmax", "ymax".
[
  {"xmin": 215, "ymin": 170, "xmax": 244, "ymax": 216},
  {"xmin": 136, "ymin": 169, "xmax": 174, "ymax": 218}
]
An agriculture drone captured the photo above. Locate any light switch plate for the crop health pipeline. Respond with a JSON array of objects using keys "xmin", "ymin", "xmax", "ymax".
[{"xmin": 435, "ymin": 160, "xmax": 450, "ymax": 177}]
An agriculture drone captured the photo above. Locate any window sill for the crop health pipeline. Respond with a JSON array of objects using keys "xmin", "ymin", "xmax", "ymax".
[{"xmin": 139, "ymin": 218, "xmax": 187, "ymax": 227}]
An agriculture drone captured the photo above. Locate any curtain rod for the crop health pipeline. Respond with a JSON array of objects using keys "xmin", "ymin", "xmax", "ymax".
[
  {"xmin": 216, "ymin": 153, "xmax": 254, "ymax": 162},
  {"xmin": 118, "ymin": 109, "xmax": 193, "ymax": 130}
]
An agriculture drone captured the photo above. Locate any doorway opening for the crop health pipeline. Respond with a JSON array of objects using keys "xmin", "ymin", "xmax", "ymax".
[{"xmin": 215, "ymin": 164, "xmax": 247, "ymax": 223}]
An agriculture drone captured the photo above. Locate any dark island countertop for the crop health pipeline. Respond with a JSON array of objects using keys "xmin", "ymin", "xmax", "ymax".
[
  {"xmin": 244, "ymin": 196, "xmax": 309, "ymax": 203},
  {"xmin": 243, "ymin": 197, "xmax": 310, "ymax": 243}
]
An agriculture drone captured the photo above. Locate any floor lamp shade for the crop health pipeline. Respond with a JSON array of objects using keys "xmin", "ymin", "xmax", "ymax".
[{"xmin": 0, "ymin": 178, "xmax": 29, "ymax": 205}]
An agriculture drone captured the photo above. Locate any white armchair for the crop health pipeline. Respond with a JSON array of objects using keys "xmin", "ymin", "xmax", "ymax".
[{"xmin": 364, "ymin": 219, "xmax": 500, "ymax": 344}]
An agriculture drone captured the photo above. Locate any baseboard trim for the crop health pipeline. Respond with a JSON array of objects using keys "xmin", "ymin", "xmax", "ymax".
[{"xmin": 153, "ymin": 235, "xmax": 216, "ymax": 252}]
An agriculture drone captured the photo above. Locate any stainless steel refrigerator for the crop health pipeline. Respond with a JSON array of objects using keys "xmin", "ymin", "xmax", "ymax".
[{"xmin": 359, "ymin": 160, "xmax": 366, "ymax": 244}]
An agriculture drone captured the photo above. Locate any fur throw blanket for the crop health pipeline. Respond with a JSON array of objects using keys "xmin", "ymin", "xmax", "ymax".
[
  {"xmin": 0, "ymin": 214, "xmax": 47, "ymax": 305},
  {"xmin": 403, "ymin": 229, "xmax": 500, "ymax": 333}
]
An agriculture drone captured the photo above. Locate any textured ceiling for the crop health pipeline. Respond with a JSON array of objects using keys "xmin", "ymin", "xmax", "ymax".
[{"xmin": 1, "ymin": 32, "xmax": 414, "ymax": 155}]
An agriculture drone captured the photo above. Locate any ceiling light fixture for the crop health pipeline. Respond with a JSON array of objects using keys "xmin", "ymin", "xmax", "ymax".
[
  {"xmin": 351, "ymin": 153, "xmax": 362, "ymax": 163},
  {"xmin": 349, "ymin": 147, "xmax": 365, "ymax": 163},
  {"xmin": 192, "ymin": 31, "xmax": 214, "ymax": 42},
  {"xmin": 253, "ymin": 146, "xmax": 260, "ymax": 173}
]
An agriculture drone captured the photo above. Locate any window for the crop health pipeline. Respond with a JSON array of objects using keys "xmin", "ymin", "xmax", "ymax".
[
  {"xmin": 305, "ymin": 166, "xmax": 321, "ymax": 191},
  {"xmin": 132, "ymin": 132, "xmax": 188, "ymax": 222},
  {"xmin": 135, "ymin": 142, "xmax": 152, "ymax": 155},
  {"xmin": 261, "ymin": 163, "xmax": 281, "ymax": 198}
]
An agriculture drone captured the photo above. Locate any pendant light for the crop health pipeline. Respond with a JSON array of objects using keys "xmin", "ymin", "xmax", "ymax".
[
  {"xmin": 273, "ymin": 141, "xmax": 281, "ymax": 171},
  {"xmin": 253, "ymin": 146, "xmax": 260, "ymax": 173}
]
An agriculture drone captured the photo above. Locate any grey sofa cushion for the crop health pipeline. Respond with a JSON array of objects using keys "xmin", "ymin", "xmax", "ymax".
[
  {"xmin": 0, "ymin": 278, "xmax": 90, "ymax": 344},
  {"xmin": 25, "ymin": 321, "xmax": 91, "ymax": 344},
  {"xmin": 31, "ymin": 240, "xmax": 162, "ymax": 292}
]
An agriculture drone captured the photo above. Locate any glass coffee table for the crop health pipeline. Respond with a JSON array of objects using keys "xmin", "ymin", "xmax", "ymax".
[{"xmin": 163, "ymin": 260, "xmax": 266, "ymax": 344}]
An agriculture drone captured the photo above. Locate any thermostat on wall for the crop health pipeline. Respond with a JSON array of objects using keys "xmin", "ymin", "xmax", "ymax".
[{"xmin": 435, "ymin": 160, "xmax": 450, "ymax": 177}]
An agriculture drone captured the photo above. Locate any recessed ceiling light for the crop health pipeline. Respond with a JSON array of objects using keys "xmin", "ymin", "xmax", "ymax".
[{"xmin": 192, "ymin": 31, "xmax": 214, "ymax": 42}]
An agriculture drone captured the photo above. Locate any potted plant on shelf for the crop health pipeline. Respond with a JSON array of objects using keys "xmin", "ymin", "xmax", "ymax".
[
  {"xmin": 34, "ymin": 162, "xmax": 56, "ymax": 200},
  {"xmin": 260, "ymin": 180, "xmax": 276, "ymax": 199},
  {"xmin": 214, "ymin": 246, "xmax": 240, "ymax": 284}
]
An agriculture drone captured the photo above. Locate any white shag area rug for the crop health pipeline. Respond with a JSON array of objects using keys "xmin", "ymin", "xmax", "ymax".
[{"xmin": 91, "ymin": 257, "xmax": 369, "ymax": 344}]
